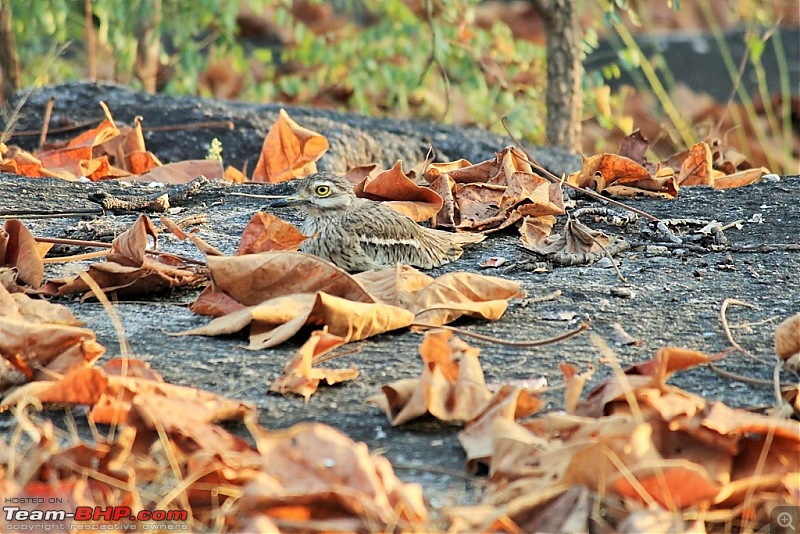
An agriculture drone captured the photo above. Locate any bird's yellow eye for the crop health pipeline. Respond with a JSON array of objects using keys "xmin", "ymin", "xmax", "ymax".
[{"xmin": 314, "ymin": 184, "xmax": 332, "ymax": 197}]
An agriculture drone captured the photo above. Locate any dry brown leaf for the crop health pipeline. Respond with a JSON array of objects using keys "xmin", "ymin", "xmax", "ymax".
[
  {"xmin": 125, "ymin": 393, "xmax": 254, "ymax": 456},
  {"xmin": 352, "ymin": 160, "xmax": 444, "ymax": 222},
  {"xmin": 366, "ymin": 330, "xmax": 491, "ymax": 425},
  {"xmin": 236, "ymin": 422, "xmax": 428, "ymax": 532},
  {"xmin": 0, "ymin": 318, "xmax": 104, "ymax": 394},
  {"xmin": 458, "ymin": 385, "xmax": 543, "ymax": 473},
  {"xmin": 609, "ymin": 460, "xmax": 721, "ymax": 509},
  {"xmin": 235, "ymin": 211, "xmax": 308, "ymax": 255},
  {"xmin": 41, "ymin": 215, "xmax": 205, "ymax": 299},
  {"xmin": 200, "ymin": 252, "xmax": 373, "ymax": 309},
  {"xmin": 0, "ymin": 285, "xmax": 80, "ymax": 325},
  {"xmin": 182, "ymin": 291, "xmax": 414, "ymax": 350},
  {"xmin": 521, "ymin": 217, "xmax": 610, "ymax": 257},
  {"xmin": 355, "ymin": 265, "xmax": 522, "ymax": 326},
  {"xmin": 124, "ymin": 159, "xmax": 222, "ymax": 184},
  {"xmin": 775, "ymin": 313, "xmax": 800, "ymax": 361},
  {"xmin": 32, "ymin": 102, "xmax": 145, "ymax": 181},
  {"xmin": 712, "ymin": 167, "xmax": 767, "ymax": 189},
  {"xmin": 568, "ymin": 153, "xmax": 679, "ymax": 198},
  {"xmin": 2, "ymin": 362, "xmax": 253, "ymax": 427},
  {"xmin": 269, "ymin": 328, "xmax": 356, "ymax": 400},
  {"xmin": 1, "ymin": 219, "xmax": 45, "ymax": 289},
  {"xmin": 423, "ymin": 148, "xmax": 563, "ymax": 236},
  {"xmin": 678, "ymin": 142, "xmax": 714, "ymax": 186},
  {"xmin": 252, "ymin": 109, "xmax": 329, "ymax": 183},
  {"xmin": 186, "ymin": 257, "xmax": 520, "ymax": 348},
  {"xmin": 0, "ymin": 143, "xmax": 48, "ymax": 177}
]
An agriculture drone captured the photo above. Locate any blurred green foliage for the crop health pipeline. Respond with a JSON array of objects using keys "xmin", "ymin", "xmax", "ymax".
[
  {"xmin": 9, "ymin": 0, "xmax": 588, "ymax": 144},
  {"xmin": 7, "ymin": 0, "xmax": 793, "ymax": 171}
]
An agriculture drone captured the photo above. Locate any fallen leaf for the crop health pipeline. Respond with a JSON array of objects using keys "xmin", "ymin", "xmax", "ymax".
[
  {"xmin": 124, "ymin": 159, "xmax": 223, "ymax": 184},
  {"xmin": 269, "ymin": 328, "xmax": 357, "ymax": 400},
  {"xmin": 352, "ymin": 160, "xmax": 443, "ymax": 222},
  {"xmin": 678, "ymin": 142, "xmax": 714, "ymax": 186},
  {"xmin": 0, "ymin": 219, "xmax": 45, "ymax": 289},
  {"xmin": 252, "ymin": 109, "xmax": 329, "ymax": 183},
  {"xmin": 0, "ymin": 318, "xmax": 104, "ymax": 393},
  {"xmin": 458, "ymin": 385, "xmax": 543, "ymax": 473},
  {"xmin": 235, "ymin": 212, "xmax": 308, "ymax": 255},
  {"xmin": 366, "ymin": 330, "xmax": 492, "ymax": 425},
  {"xmin": 236, "ymin": 422, "xmax": 428, "ymax": 532},
  {"xmin": 568, "ymin": 153, "xmax": 678, "ymax": 198},
  {"xmin": 40, "ymin": 215, "xmax": 205, "ymax": 299}
]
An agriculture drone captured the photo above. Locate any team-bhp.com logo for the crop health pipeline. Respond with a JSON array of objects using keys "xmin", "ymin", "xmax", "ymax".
[{"xmin": 4, "ymin": 499, "xmax": 189, "ymax": 531}]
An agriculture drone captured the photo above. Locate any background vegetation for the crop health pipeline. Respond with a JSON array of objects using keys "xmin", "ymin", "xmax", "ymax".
[{"xmin": 2, "ymin": 0, "xmax": 797, "ymax": 173}]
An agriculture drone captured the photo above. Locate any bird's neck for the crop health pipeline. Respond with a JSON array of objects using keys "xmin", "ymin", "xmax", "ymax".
[{"xmin": 300, "ymin": 206, "xmax": 351, "ymax": 235}]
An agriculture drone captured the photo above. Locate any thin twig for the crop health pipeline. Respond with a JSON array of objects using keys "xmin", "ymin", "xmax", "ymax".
[
  {"xmin": 0, "ymin": 208, "xmax": 104, "ymax": 219},
  {"xmin": 34, "ymin": 236, "xmax": 206, "ymax": 266},
  {"xmin": 410, "ymin": 321, "xmax": 589, "ymax": 347},
  {"xmin": 38, "ymin": 96, "xmax": 55, "ymax": 150},
  {"xmin": 142, "ymin": 120, "xmax": 235, "ymax": 132},
  {"xmin": 6, "ymin": 117, "xmax": 103, "ymax": 138},
  {"xmin": 227, "ymin": 192, "xmax": 286, "ymax": 200},
  {"xmin": 500, "ymin": 116, "xmax": 661, "ymax": 223},
  {"xmin": 312, "ymin": 346, "xmax": 362, "ymax": 366},
  {"xmin": 41, "ymin": 250, "xmax": 109, "ymax": 263},
  {"xmin": 525, "ymin": 289, "xmax": 562, "ymax": 304},
  {"xmin": 707, "ymin": 362, "xmax": 773, "ymax": 386}
]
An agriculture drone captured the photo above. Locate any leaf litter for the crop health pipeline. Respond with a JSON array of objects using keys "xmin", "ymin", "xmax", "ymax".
[{"xmin": 0, "ymin": 102, "xmax": 795, "ymax": 533}]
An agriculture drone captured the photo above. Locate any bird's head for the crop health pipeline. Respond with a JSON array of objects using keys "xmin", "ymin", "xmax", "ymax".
[{"xmin": 271, "ymin": 172, "xmax": 356, "ymax": 214}]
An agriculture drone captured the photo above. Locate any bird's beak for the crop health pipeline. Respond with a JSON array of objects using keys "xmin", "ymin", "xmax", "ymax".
[{"xmin": 270, "ymin": 194, "xmax": 304, "ymax": 208}]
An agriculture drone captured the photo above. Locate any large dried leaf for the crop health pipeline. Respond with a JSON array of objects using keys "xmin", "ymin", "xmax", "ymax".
[
  {"xmin": 198, "ymin": 252, "xmax": 374, "ymax": 310},
  {"xmin": 235, "ymin": 422, "xmax": 428, "ymax": 532},
  {"xmin": 269, "ymin": 328, "xmax": 357, "ymax": 400},
  {"xmin": 182, "ymin": 291, "xmax": 414, "ymax": 350},
  {"xmin": 355, "ymin": 265, "xmax": 522, "ymax": 326},
  {"xmin": 423, "ymin": 147, "xmax": 563, "ymax": 241},
  {"xmin": 521, "ymin": 218, "xmax": 610, "ymax": 257},
  {"xmin": 568, "ymin": 153, "xmax": 679, "ymax": 198},
  {"xmin": 40, "ymin": 215, "xmax": 205, "ymax": 299},
  {"xmin": 187, "ymin": 257, "xmax": 520, "ymax": 348},
  {"xmin": 366, "ymin": 330, "xmax": 492, "ymax": 425},
  {"xmin": 252, "ymin": 109, "xmax": 329, "ymax": 183},
  {"xmin": 775, "ymin": 313, "xmax": 800, "ymax": 360},
  {"xmin": 1, "ymin": 362, "xmax": 253, "ymax": 427},
  {"xmin": 352, "ymin": 160, "xmax": 443, "ymax": 222},
  {"xmin": 125, "ymin": 159, "xmax": 222, "ymax": 184},
  {"xmin": 0, "ymin": 318, "xmax": 104, "ymax": 393},
  {"xmin": 458, "ymin": 385, "xmax": 543, "ymax": 473},
  {"xmin": 235, "ymin": 212, "xmax": 308, "ymax": 255},
  {"xmin": 0, "ymin": 284, "xmax": 81, "ymax": 325},
  {"xmin": 1, "ymin": 219, "xmax": 44, "ymax": 289}
]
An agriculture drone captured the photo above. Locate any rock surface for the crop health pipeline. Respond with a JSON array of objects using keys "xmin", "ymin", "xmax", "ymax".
[{"xmin": 1, "ymin": 82, "xmax": 798, "ymax": 508}]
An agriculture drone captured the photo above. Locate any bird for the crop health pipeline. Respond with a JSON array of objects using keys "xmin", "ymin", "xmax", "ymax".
[{"xmin": 270, "ymin": 172, "xmax": 484, "ymax": 271}]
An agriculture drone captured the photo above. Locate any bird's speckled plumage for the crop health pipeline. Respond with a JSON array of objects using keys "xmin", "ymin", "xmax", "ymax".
[{"xmin": 272, "ymin": 172, "xmax": 484, "ymax": 271}]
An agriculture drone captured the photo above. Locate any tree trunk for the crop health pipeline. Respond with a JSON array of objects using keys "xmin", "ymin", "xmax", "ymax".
[
  {"xmin": 134, "ymin": 0, "xmax": 162, "ymax": 93},
  {"xmin": 530, "ymin": 0, "xmax": 583, "ymax": 151},
  {"xmin": 0, "ymin": 0, "xmax": 21, "ymax": 103}
]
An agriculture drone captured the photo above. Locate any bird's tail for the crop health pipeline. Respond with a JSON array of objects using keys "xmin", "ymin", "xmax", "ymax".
[{"xmin": 447, "ymin": 231, "xmax": 485, "ymax": 245}]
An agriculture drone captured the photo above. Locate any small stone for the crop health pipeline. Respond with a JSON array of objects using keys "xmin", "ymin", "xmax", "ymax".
[
  {"xmin": 645, "ymin": 245, "xmax": 670, "ymax": 256},
  {"xmin": 610, "ymin": 286, "xmax": 634, "ymax": 299}
]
